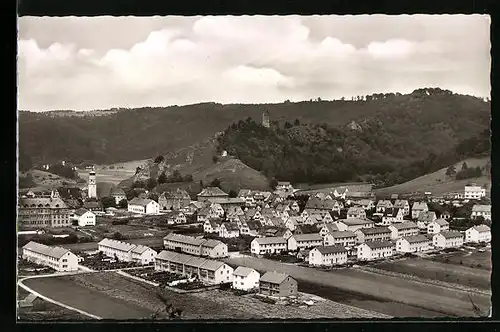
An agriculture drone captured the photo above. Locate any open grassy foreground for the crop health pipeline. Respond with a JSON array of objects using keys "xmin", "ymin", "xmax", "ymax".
[
  {"xmin": 21, "ymin": 271, "xmax": 388, "ymax": 320},
  {"xmin": 224, "ymin": 256, "xmax": 490, "ymax": 317},
  {"xmin": 18, "ymin": 296, "xmax": 92, "ymax": 321}
]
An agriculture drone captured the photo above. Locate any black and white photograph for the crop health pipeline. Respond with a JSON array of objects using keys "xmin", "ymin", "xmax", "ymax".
[{"xmin": 17, "ymin": 14, "xmax": 491, "ymax": 320}]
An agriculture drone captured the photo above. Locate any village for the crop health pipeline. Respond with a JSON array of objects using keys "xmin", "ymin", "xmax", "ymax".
[{"xmin": 17, "ymin": 166, "xmax": 492, "ymax": 319}]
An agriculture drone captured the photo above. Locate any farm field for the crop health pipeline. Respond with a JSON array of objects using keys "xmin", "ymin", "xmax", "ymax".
[
  {"xmin": 77, "ymin": 161, "xmax": 142, "ymax": 185},
  {"xmin": 224, "ymin": 255, "xmax": 490, "ymax": 317},
  {"xmin": 430, "ymin": 250, "xmax": 491, "ymax": 270},
  {"xmin": 373, "ymin": 256, "xmax": 491, "ymax": 290}
]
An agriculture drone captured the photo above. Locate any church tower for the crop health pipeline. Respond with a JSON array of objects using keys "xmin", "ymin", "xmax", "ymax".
[
  {"xmin": 88, "ymin": 168, "xmax": 97, "ymax": 199},
  {"xmin": 262, "ymin": 110, "xmax": 270, "ymax": 128}
]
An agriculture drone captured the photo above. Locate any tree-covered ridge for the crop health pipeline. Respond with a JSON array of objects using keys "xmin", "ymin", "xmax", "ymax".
[
  {"xmin": 217, "ymin": 117, "xmax": 490, "ymax": 188},
  {"xmin": 19, "ymin": 88, "xmax": 489, "ymax": 165}
]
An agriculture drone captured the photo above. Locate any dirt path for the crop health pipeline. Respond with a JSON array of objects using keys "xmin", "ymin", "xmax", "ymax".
[{"xmin": 224, "ymin": 256, "xmax": 490, "ymax": 317}]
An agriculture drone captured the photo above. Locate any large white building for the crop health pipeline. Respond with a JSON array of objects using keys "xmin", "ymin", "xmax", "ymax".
[
  {"xmin": 357, "ymin": 241, "xmax": 395, "ymax": 261},
  {"xmin": 464, "ymin": 185, "xmax": 486, "ymax": 200},
  {"xmin": 432, "ymin": 231, "xmax": 464, "ymax": 249},
  {"xmin": 427, "ymin": 219, "xmax": 449, "ymax": 234},
  {"xmin": 232, "ymin": 266, "xmax": 260, "ymax": 291},
  {"xmin": 355, "ymin": 227, "xmax": 391, "ymax": 244},
  {"xmin": 22, "ymin": 241, "xmax": 79, "ymax": 272},
  {"xmin": 97, "ymin": 238, "xmax": 157, "ymax": 264},
  {"xmin": 70, "ymin": 208, "xmax": 96, "ymax": 227},
  {"xmin": 163, "ymin": 233, "xmax": 228, "ymax": 258},
  {"xmin": 323, "ymin": 231, "xmax": 357, "ymax": 247},
  {"xmin": 396, "ymin": 235, "xmax": 432, "ymax": 253},
  {"xmin": 388, "ymin": 222, "xmax": 419, "ymax": 240},
  {"xmin": 334, "ymin": 218, "xmax": 374, "ymax": 232},
  {"xmin": 308, "ymin": 245, "xmax": 348, "ymax": 266},
  {"xmin": 127, "ymin": 197, "xmax": 160, "ymax": 214},
  {"xmin": 465, "ymin": 225, "xmax": 491, "ymax": 243},
  {"xmin": 287, "ymin": 234, "xmax": 324, "ymax": 251},
  {"xmin": 471, "ymin": 204, "xmax": 491, "ymax": 221},
  {"xmin": 251, "ymin": 237, "xmax": 288, "ymax": 255},
  {"xmin": 154, "ymin": 251, "xmax": 234, "ymax": 285}
]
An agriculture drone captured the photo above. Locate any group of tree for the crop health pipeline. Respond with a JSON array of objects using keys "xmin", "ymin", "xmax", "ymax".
[
  {"xmin": 447, "ymin": 162, "xmax": 483, "ymax": 180},
  {"xmin": 45, "ymin": 163, "xmax": 79, "ymax": 180},
  {"xmin": 157, "ymin": 170, "xmax": 193, "ymax": 184},
  {"xmin": 217, "ymin": 116, "xmax": 490, "ymax": 188}
]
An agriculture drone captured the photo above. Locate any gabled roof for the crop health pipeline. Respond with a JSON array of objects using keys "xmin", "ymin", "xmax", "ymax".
[
  {"xmin": 238, "ymin": 189, "xmax": 254, "ymax": 197},
  {"xmin": 98, "ymin": 238, "xmax": 136, "ymax": 252},
  {"xmin": 432, "ymin": 218, "xmax": 449, "ymax": 227},
  {"xmin": 253, "ymin": 236, "xmax": 287, "ymax": 245},
  {"xmin": 159, "ymin": 188, "xmax": 190, "ymax": 200},
  {"xmin": 472, "ymin": 204, "xmax": 491, "ymax": 213},
  {"xmin": 199, "ymin": 259, "xmax": 225, "ymax": 271},
  {"xmin": 418, "ymin": 211, "xmax": 437, "ymax": 222},
  {"xmin": 338, "ymin": 218, "xmax": 373, "ymax": 226},
  {"xmin": 436, "ymin": 231, "xmax": 463, "ymax": 239},
  {"xmin": 198, "ymin": 187, "xmax": 228, "ymax": 197},
  {"xmin": 156, "ymin": 250, "xmax": 180, "ymax": 261},
  {"xmin": 208, "ymin": 198, "xmax": 245, "ymax": 205},
  {"xmin": 129, "ymin": 197, "xmax": 155, "ymax": 207},
  {"xmin": 110, "ymin": 187, "xmax": 126, "ymax": 196},
  {"xmin": 390, "ymin": 222, "xmax": 418, "ymax": 230},
  {"xmin": 22, "ymin": 241, "xmax": 71, "ymax": 259},
  {"xmin": 185, "ymin": 256, "xmax": 209, "ymax": 268},
  {"xmin": 291, "ymin": 233, "xmax": 323, "ymax": 242},
  {"xmin": 73, "ymin": 208, "xmax": 91, "ymax": 216},
  {"xmin": 363, "ymin": 241, "xmax": 395, "ymax": 249},
  {"xmin": 358, "ymin": 227, "xmax": 391, "ymax": 235},
  {"xmin": 19, "ymin": 197, "xmax": 68, "ymax": 209},
  {"xmin": 376, "ymin": 200, "xmax": 393, "ymax": 208},
  {"xmin": 402, "ymin": 235, "xmax": 431, "ymax": 244},
  {"xmin": 233, "ymin": 266, "xmax": 257, "ymax": 277},
  {"xmin": 347, "ymin": 207, "xmax": 365, "ymax": 214},
  {"xmin": 329, "ymin": 230, "xmax": 356, "ymax": 238},
  {"xmin": 201, "ymin": 239, "xmax": 224, "ymax": 248},
  {"xmin": 383, "ymin": 208, "xmax": 401, "ymax": 217},
  {"xmin": 412, "ymin": 202, "xmax": 428, "ymax": 210},
  {"xmin": 221, "ymin": 222, "xmax": 239, "ymax": 231},
  {"xmin": 163, "ymin": 233, "xmax": 206, "ymax": 246},
  {"xmin": 314, "ymin": 245, "xmax": 348, "ymax": 255},
  {"xmin": 393, "ymin": 200, "xmax": 409, "ymax": 208},
  {"xmin": 246, "ymin": 220, "xmax": 262, "ymax": 231},
  {"xmin": 260, "ymin": 271, "xmax": 291, "ymax": 284},
  {"xmin": 131, "ymin": 244, "xmax": 155, "ymax": 255},
  {"xmin": 471, "ymin": 224, "xmax": 490, "ymax": 233},
  {"xmin": 322, "ymin": 223, "xmax": 340, "ymax": 233}
]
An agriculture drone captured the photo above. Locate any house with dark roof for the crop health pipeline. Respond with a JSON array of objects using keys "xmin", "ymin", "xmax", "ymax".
[
  {"xmin": 346, "ymin": 207, "xmax": 366, "ymax": 220},
  {"xmin": 416, "ymin": 211, "xmax": 437, "ymax": 229},
  {"xmin": 388, "ymin": 221, "xmax": 419, "ymax": 240},
  {"xmin": 411, "ymin": 202, "xmax": 429, "ymax": 219},
  {"xmin": 381, "ymin": 208, "xmax": 404, "ymax": 225},
  {"xmin": 334, "ymin": 218, "xmax": 374, "ymax": 232},
  {"xmin": 355, "ymin": 227, "xmax": 391, "ymax": 244},
  {"xmin": 219, "ymin": 222, "xmax": 240, "ymax": 238},
  {"xmin": 163, "ymin": 233, "xmax": 228, "ymax": 258},
  {"xmin": 393, "ymin": 200, "xmax": 410, "ymax": 216},
  {"xmin": 22, "ymin": 241, "xmax": 79, "ymax": 272},
  {"xmin": 427, "ymin": 218, "xmax": 449, "ymax": 234},
  {"xmin": 158, "ymin": 188, "xmax": 191, "ymax": 211},
  {"xmin": 259, "ymin": 272, "xmax": 297, "ymax": 297},
  {"xmin": 432, "ymin": 231, "xmax": 464, "ymax": 249},
  {"xmin": 110, "ymin": 187, "xmax": 127, "ymax": 205},
  {"xmin": 18, "ymin": 197, "xmax": 72, "ymax": 228},
  {"xmin": 197, "ymin": 187, "xmax": 228, "ymax": 202},
  {"xmin": 232, "ymin": 266, "xmax": 260, "ymax": 291},
  {"xmin": 251, "ymin": 237, "xmax": 288, "ymax": 255},
  {"xmin": 70, "ymin": 208, "xmax": 96, "ymax": 227},
  {"xmin": 83, "ymin": 200, "xmax": 103, "ymax": 212},
  {"xmin": 357, "ymin": 241, "xmax": 395, "ymax": 261},
  {"xmin": 471, "ymin": 204, "xmax": 491, "ymax": 221},
  {"xmin": 376, "ymin": 200, "xmax": 393, "ymax": 213},
  {"xmin": 309, "ymin": 245, "xmax": 348, "ymax": 266},
  {"xmin": 203, "ymin": 218, "xmax": 222, "ymax": 234},
  {"xmin": 287, "ymin": 233, "xmax": 323, "ymax": 251},
  {"xmin": 465, "ymin": 225, "xmax": 491, "ymax": 243}
]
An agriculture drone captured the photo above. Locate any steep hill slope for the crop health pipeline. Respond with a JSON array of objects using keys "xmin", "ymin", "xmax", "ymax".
[
  {"xmin": 374, "ymin": 157, "xmax": 491, "ymax": 196},
  {"xmin": 19, "ymin": 88, "xmax": 490, "ymax": 165},
  {"xmin": 19, "ymin": 169, "xmax": 80, "ymax": 190}
]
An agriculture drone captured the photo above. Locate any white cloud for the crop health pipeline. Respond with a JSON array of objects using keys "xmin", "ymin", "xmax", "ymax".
[{"xmin": 17, "ymin": 15, "xmax": 491, "ymax": 111}]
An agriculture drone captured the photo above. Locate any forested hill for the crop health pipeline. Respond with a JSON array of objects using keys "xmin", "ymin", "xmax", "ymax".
[
  {"xmin": 19, "ymin": 88, "xmax": 490, "ymax": 166},
  {"xmin": 217, "ymin": 113, "xmax": 490, "ymax": 188}
]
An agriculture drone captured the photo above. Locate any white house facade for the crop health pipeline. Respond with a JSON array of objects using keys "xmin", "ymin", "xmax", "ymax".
[
  {"xmin": 309, "ymin": 245, "xmax": 348, "ymax": 266},
  {"xmin": 232, "ymin": 266, "xmax": 260, "ymax": 291},
  {"xmin": 432, "ymin": 231, "xmax": 464, "ymax": 249},
  {"xmin": 22, "ymin": 241, "xmax": 79, "ymax": 272},
  {"xmin": 396, "ymin": 235, "xmax": 432, "ymax": 253},
  {"xmin": 465, "ymin": 225, "xmax": 491, "ymax": 243}
]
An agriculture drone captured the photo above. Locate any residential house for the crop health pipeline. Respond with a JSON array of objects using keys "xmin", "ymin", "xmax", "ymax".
[
  {"xmin": 334, "ymin": 218, "xmax": 374, "ymax": 232},
  {"xmin": 232, "ymin": 266, "xmax": 260, "ymax": 291},
  {"xmin": 197, "ymin": 187, "xmax": 229, "ymax": 203},
  {"xmin": 203, "ymin": 219, "xmax": 222, "ymax": 234},
  {"xmin": 323, "ymin": 231, "xmax": 357, "ymax": 248},
  {"xmin": 219, "ymin": 222, "xmax": 240, "ymax": 238},
  {"xmin": 333, "ymin": 187, "xmax": 348, "ymax": 200},
  {"xmin": 284, "ymin": 216, "xmax": 301, "ymax": 232},
  {"xmin": 259, "ymin": 272, "xmax": 298, "ymax": 298},
  {"xmin": 396, "ymin": 235, "xmax": 432, "ymax": 253},
  {"xmin": 464, "ymin": 185, "xmax": 486, "ymax": 200},
  {"xmin": 18, "ymin": 196, "xmax": 72, "ymax": 228},
  {"xmin": 357, "ymin": 241, "xmax": 395, "ymax": 261},
  {"xmin": 432, "ymin": 231, "xmax": 464, "ymax": 249},
  {"xmin": 128, "ymin": 197, "xmax": 160, "ymax": 215},
  {"xmin": 354, "ymin": 199, "xmax": 375, "ymax": 211},
  {"xmin": 130, "ymin": 245, "xmax": 158, "ymax": 265},
  {"xmin": 376, "ymin": 200, "xmax": 393, "ymax": 213},
  {"xmin": 465, "ymin": 225, "xmax": 491, "ymax": 243},
  {"xmin": 309, "ymin": 245, "xmax": 348, "ymax": 266},
  {"xmin": 245, "ymin": 220, "xmax": 261, "ymax": 237},
  {"xmin": 70, "ymin": 208, "xmax": 96, "ymax": 227},
  {"xmin": 427, "ymin": 219, "xmax": 449, "ymax": 234},
  {"xmin": 251, "ymin": 237, "xmax": 288, "ymax": 255},
  {"xmin": 207, "ymin": 198, "xmax": 246, "ymax": 209},
  {"xmin": 411, "ymin": 202, "xmax": 429, "ymax": 219},
  {"xmin": 381, "ymin": 208, "xmax": 404, "ymax": 225},
  {"xmin": 417, "ymin": 211, "xmax": 437, "ymax": 230},
  {"xmin": 319, "ymin": 223, "xmax": 339, "ymax": 238},
  {"xmin": 83, "ymin": 200, "xmax": 103, "ymax": 212},
  {"xmin": 163, "ymin": 233, "xmax": 228, "ymax": 258},
  {"xmin": 276, "ymin": 181, "xmax": 294, "ymax": 192},
  {"xmin": 110, "ymin": 187, "xmax": 127, "ymax": 206},
  {"xmin": 287, "ymin": 234, "xmax": 324, "ymax": 251},
  {"xmin": 22, "ymin": 241, "xmax": 79, "ymax": 272},
  {"xmin": 209, "ymin": 203, "xmax": 225, "ymax": 218},
  {"xmin": 287, "ymin": 201, "xmax": 300, "ymax": 213},
  {"xmin": 154, "ymin": 251, "xmax": 233, "ymax": 284},
  {"xmin": 355, "ymin": 227, "xmax": 391, "ymax": 244},
  {"xmin": 471, "ymin": 205, "xmax": 491, "ymax": 221},
  {"xmin": 346, "ymin": 207, "xmax": 366, "ymax": 219},
  {"xmin": 158, "ymin": 189, "xmax": 191, "ymax": 211},
  {"xmin": 259, "ymin": 226, "xmax": 293, "ymax": 239},
  {"xmin": 440, "ymin": 210, "xmax": 452, "ymax": 220},
  {"xmin": 393, "ymin": 200, "xmax": 410, "ymax": 216},
  {"xmin": 388, "ymin": 222, "xmax": 419, "ymax": 240}
]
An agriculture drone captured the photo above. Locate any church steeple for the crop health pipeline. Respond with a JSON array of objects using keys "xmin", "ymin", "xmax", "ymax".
[{"xmin": 262, "ymin": 110, "xmax": 270, "ymax": 128}]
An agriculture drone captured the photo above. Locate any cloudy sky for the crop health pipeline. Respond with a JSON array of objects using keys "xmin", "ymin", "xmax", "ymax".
[{"xmin": 18, "ymin": 15, "xmax": 490, "ymax": 111}]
